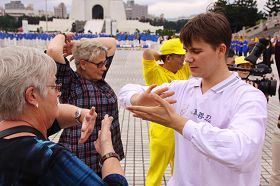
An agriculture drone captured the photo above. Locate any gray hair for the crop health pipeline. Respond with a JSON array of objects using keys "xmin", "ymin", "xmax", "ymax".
[
  {"xmin": 72, "ymin": 38, "xmax": 107, "ymax": 66},
  {"xmin": 0, "ymin": 46, "xmax": 57, "ymax": 120}
]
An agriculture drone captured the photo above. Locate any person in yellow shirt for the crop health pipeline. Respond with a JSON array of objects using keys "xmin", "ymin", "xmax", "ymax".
[{"xmin": 142, "ymin": 38, "xmax": 191, "ymax": 186}]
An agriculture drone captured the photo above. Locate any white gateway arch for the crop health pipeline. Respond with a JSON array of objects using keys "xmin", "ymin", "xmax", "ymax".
[{"xmin": 70, "ymin": 0, "xmax": 126, "ymax": 21}]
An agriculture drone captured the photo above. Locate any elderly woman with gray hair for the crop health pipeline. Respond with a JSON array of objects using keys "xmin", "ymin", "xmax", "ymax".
[
  {"xmin": 0, "ymin": 46, "xmax": 128, "ymax": 185},
  {"xmin": 47, "ymin": 34, "xmax": 124, "ymax": 176}
]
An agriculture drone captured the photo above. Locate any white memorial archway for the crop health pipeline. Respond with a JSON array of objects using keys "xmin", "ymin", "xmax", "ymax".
[{"xmin": 70, "ymin": 0, "xmax": 126, "ymax": 21}]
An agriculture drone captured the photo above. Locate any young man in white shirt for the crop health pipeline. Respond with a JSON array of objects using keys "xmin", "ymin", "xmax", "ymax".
[{"xmin": 118, "ymin": 12, "xmax": 267, "ymax": 186}]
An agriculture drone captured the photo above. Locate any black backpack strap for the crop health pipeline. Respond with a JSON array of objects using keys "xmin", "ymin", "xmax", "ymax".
[{"xmin": 0, "ymin": 126, "xmax": 46, "ymax": 140}]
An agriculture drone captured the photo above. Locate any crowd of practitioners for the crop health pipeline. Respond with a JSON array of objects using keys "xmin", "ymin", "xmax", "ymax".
[
  {"xmin": 0, "ymin": 12, "xmax": 279, "ymax": 186},
  {"xmin": 0, "ymin": 31, "xmax": 160, "ymax": 50}
]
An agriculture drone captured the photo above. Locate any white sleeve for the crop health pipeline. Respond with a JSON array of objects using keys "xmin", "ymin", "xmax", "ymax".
[
  {"xmin": 118, "ymin": 82, "xmax": 173, "ymax": 108},
  {"xmin": 182, "ymin": 90, "xmax": 267, "ymax": 171},
  {"xmin": 118, "ymin": 84, "xmax": 148, "ymax": 108}
]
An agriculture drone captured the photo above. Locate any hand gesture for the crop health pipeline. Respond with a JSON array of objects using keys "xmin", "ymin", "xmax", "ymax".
[
  {"xmin": 79, "ymin": 107, "xmax": 97, "ymax": 144},
  {"xmin": 64, "ymin": 32, "xmax": 75, "ymax": 43},
  {"xmin": 128, "ymin": 93, "xmax": 186, "ymax": 133},
  {"xmin": 133, "ymin": 84, "xmax": 176, "ymax": 106},
  {"xmin": 63, "ymin": 41, "xmax": 74, "ymax": 57},
  {"xmin": 94, "ymin": 115, "xmax": 114, "ymax": 156}
]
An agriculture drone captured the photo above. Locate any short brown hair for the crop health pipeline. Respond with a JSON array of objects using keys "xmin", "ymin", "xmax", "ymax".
[{"xmin": 180, "ymin": 12, "xmax": 232, "ymax": 54}]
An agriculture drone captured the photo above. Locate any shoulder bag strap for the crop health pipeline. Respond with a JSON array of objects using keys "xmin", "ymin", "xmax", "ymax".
[{"xmin": 0, "ymin": 126, "xmax": 46, "ymax": 140}]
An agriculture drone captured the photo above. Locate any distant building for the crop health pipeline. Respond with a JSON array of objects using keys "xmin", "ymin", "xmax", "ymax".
[
  {"xmin": 5, "ymin": 0, "xmax": 24, "ymax": 10},
  {"xmin": 4, "ymin": 0, "xmax": 34, "ymax": 17},
  {"xmin": 36, "ymin": 10, "xmax": 46, "ymax": 17},
  {"xmin": 2, "ymin": 0, "xmax": 54, "ymax": 17},
  {"xmin": 25, "ymin": 4, "xmax": 33, "ymax": 11},
  {"xmin": 0, "ymin": 7, "xmax": 4, "ymax": 16},
  {"xmin": 124, "ymin": 0, "xmax": 148, "ymax": 20},
  {"xmin": 24, "ymin": 0, "xmax": 163, "ymax": 34},
  {"xmin": 71, "ymin": 0, "xmax": 126, "ymax": 21},
  {"xmin": 54, "ymin": 2, "xmax": 67, "ymax": 19}
]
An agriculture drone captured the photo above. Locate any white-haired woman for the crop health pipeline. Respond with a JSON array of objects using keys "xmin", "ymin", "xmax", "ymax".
[
  {"xmin": 0, "ymin": 46, "xmax": 128, "ymax": 185},
  {"xmin": 47, "ymin": 34, "xmax": 124, "ymax": 176}
]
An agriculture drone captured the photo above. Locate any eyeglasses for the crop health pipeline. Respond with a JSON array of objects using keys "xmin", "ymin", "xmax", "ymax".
[
  {"xmin": 47, "ymin": 83, "xmax": 62, "ymax": 92},
  {"xmin": 169, "ymin": 54, "xmax": 186, "ymax": 60},
  {"xmin": 84, "ymin": 59, "xmax": 108, "ymax": 68}
]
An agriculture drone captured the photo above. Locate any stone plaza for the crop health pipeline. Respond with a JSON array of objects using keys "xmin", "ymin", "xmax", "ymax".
[{"xmin": 50, "ymin": 48, "xmax": 280, "ymax": 186}]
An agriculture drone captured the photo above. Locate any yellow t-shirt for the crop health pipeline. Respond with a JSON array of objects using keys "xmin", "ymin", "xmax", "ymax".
[{"xmin": 142, "ymin": 58, "xmax": 191, "ymax": 86}]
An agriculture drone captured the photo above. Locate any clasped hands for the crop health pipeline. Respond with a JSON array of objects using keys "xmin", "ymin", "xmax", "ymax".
[{"xmin": 127, "ymin": 84, "xmax": 187, "ymax": 134}]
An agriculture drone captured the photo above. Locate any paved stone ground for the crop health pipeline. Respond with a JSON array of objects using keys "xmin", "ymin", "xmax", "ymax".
[{"xmin": 50, "ymin": 48, "xmax": 279, "ymax": 186}]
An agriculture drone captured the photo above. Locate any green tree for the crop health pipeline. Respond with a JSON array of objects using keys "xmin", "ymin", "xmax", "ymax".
[
  {"xmin": 156, "ymin": 29, "xmax": 175, "ymax": 36},
  {"xmin": 139, "ymin": 16, "xmax": 187, "ymax": 33},
  {"xmin": 234, "ymin": 0, "xmax": 257, "ymax": 8},
  {"xmin": 210, "ymin": 0, "xmax": 228, "ymax": 13},
  {"xmin": 264, "ymin": 0, "xmax": 280, "ymax": 16},
  {"xmin": 175, "ymin": 19, "xmax": 188, "ymax": 32},
  {"xmin": 0, "ymin": 15, "xmax": 20, "ymax": 31},
  {"xmin": 0, "ymin": 15, "xmax": 55, "ymax": 31},
  {"xmin": 210, "ymin": 0, "xmax": 264, "ymax": 32}
]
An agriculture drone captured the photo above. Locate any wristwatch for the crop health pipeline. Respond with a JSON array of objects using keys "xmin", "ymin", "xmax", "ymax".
[
  {"xmin": 74, "ymin": 108, "xmax": 82, "ymax": 124},
  {"xmin": 99, "ymin": 152, "xmax": 120, "ymax": 167}
]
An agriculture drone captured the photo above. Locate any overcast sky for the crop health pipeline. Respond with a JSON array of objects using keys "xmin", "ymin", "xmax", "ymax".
[{"xmin": 0, "ymin": 0, "xmax": 266, "ymax": 19}]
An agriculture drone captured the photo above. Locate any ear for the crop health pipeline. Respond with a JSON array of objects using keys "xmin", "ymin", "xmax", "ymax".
[
  {"xmin": 217, "ymin": 43, "xmax": 227, "ymax": 56},
  {"xmin": 165, "ymin": 55, "xmax": 172, "ymax": 63},
  {"xmin": 25, "ymin": 87, "xmax": 39, "ymax": 108},
  {"xmin": 79, "ymin": 60, "xmax": 87, "ymax": 70}
]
